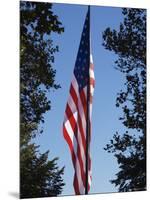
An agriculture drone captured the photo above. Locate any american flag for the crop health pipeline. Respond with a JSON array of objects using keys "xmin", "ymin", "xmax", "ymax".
[{"xmin": 63, "ymin": 8, "xmax": 95, "ymax": 195}]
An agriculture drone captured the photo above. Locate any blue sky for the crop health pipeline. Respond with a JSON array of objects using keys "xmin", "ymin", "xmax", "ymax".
[{"xmin": 34, "ymin": 3, "xmax": 127, "ymax": 196}]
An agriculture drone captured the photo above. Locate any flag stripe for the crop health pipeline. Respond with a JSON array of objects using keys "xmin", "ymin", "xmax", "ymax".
[
  {"xmin": 79, "ymin": 89, "xmax": 87, "ymax": 116},
  {"xmin": 65, "ymin": 104, "xmax": 86, "ymax": 188},
  {"xmin": 73, "ymin": 174, "xmax": 80, "ymax": 195},
  {"xmin": 64, "ymin": 123, "xmax": 85, "ymax": 194},
  {"xmin": 70, "ymin": 83, "xmax": 78, "ymax": 106}
]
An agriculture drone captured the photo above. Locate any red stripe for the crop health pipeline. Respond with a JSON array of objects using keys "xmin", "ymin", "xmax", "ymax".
[
  {"xmin": 90, "ymin": 63, "xmax": 94, "ymax": 70},
  {"xmin": 63, "ymin": 126, "xmax": 80, "ymax": 194},
  {"xmin": 76, "ymin": 141, "xmax": 86, "ymax": 188},
  {"xmin": 70, "ymin": 83, "xmax": 78, "ymax": 107},
  {"xmin": 69, "ymin": 87, "xmax": 87, "ymax": 155},
  {"xmin": 79, "ymin": 90, "xmax": 92, "ymax": 191},
  {"xmin": 90, "ymin": 77, "xmax": 95, "ymax": 87},
  {"xmin": 90, "ymin": 95, "xmax": 93, "ymax": 104},
  {"xmin": 63, "ymin": 126, "xmax": 76, "ymax": 168},
  {"xmin": 78, "ymin": 113, "xmax": 86, "ymax": 153},
  {"xmin": 66, "ymin": 104, "xmax": 86, "ymax": 188},
  {"xmin": 78, "ymin": 113, "xmax": 91, "ymax": 190},
  {"xmin": 79, "ymin": 89, "xmax": 92, "ymax": 190},
  {"xmin": 66, "ymin": 104, "xmax": 77, "ymax": 132},
  {"xmin": 63, "ymin": 67, "xmax": 94, "ymax": 193},
  {"xmin": 66, "ymin": 103, "xmax": 73, "ymax": 120},
  {"xmin": 73, "ymin": 173, "xmax": 80, "ymax": 195},
  {"xmin": 79, "ymin": 89, "xmax": 87, "ymax": 117}
]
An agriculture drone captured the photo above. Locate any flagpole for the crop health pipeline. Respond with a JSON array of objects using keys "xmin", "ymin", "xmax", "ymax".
[{"xmin": 85, "ymin": 5, "xmax": 90, "ymax": 195}]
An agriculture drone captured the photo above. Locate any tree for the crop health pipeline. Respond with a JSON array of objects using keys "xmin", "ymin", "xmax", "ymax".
[
  {"xmin": 103, "ymin": 8, "xmax": 146, "ymax": 192},
  {"xmin": 20, "ymin": 1, "xmax": 64, "ymax": 143},
  {"xmin": 20, "ymin": 1, "xmax": 65, "ymax": 198},
  {"xmin": 20, "ymin": 144, "xmax": 65, "ymax": 198}
]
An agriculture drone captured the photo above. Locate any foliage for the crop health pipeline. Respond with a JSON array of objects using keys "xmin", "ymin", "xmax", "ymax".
[
  {"xmin": 20, "ymin": 144, "xmax": 65, "ymax": 198},
  {"xmin": 103, "ymin": 8, "xmax": 146, "ymax": 192},
  {"xmin": 20, "ymin": 1, "xmax": 65, "ymax": 198},
  {"xmin": 20, "ymin": 1, "xmax": 64, "ymax": 142}
]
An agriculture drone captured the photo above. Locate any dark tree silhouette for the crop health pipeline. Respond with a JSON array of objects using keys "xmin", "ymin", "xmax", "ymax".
[
  {"xmin": 103, "ymin": 8, "xmax": 146, "ymax": 192},
  {"xmin": 20, "ymin": 1, "xmax": 64, "ymax": 142},
  {"xmin": 20, "ymin": 1, "xmax": 65, "ymax": 198},
  {"xmin": 20, "ymin": 144, "xmax": 65, "ymax": 198}
]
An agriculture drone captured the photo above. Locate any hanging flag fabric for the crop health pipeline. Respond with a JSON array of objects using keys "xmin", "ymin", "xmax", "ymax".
[{"xmin": 63, "ymin": 8, "xmax": 95, "ymax": 195}]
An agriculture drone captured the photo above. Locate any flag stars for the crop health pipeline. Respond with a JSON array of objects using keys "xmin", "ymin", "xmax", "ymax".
[
  {"xmin": 83, "ymin": 58, "xmax": 87, "ymax": 63},
  {"xmin": 73, "ymin": 11, "xmax": 90, "ymax": 91},
  {"xmin": 79, "ymin": 83, "xmax": 82, "ymax": 88}
]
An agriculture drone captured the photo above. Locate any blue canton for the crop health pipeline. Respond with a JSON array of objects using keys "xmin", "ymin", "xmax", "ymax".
[{"xmin": 74, "ymin": 10, "xmax": 90, "ymax": 91}]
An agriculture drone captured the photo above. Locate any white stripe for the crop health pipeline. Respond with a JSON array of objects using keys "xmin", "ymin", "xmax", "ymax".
[
  {"xmin": 79, "ymin": 88, "xmax": 92, "ymax": 188},
  {"xmin": 64, "ymin": 112, "xmax": 78, "ymax": 155},
  {"xmin": 78, "ymin": 98, "xmax": 86, "ymax": 138},
  {"xmin": 88, "ymin": 153, "xmax": 92, "ymax": 186},
  {"xmin": 71, "ymin": 76, "xmax": 85, "ymax": 134},
  {"xmin": 83, "ymin": 87, "xmax": 87, "ymax": 101},
  {"xmin": 65, "ymin": 125, "xmax": 85, "ymax": 193},
  {"xmin": 64, "ymin": 77, "xmax": 79, "ymax": 123},
  {"xmin": 66, "ymin": 77, "xmax": 87, "ymax": 192},
  {"xmin": 89, "ymin": 104, "xmax": 93, "ymax": 119},
  {"xmin": 72, "ymin": 76, "xmax": 79, "ymax": 95},
  {"xmin": 64, "ymin": 115, "xmax": 85, "ymax": 194},
  {"xmin": 64, "ymin": 73, "xmax": 94, "ymax": 192},
  {"xmin": 90, "ymin": 69, "xmax": 94, "ymax": 79},
  {"xmin": 90, "ymin": 54, "xmax": 93, "ymax": 63},
  {"xmin": 90, "ymin": 85, "xmax": 94, "ymax": 96},
  {"xmin": 75, "ymin": 157, "xmax": 85, "ymax": 194},
  {"xmin": 67, "ymin": 91, "xmax": 87, "ymax": 172},
  {"xmin": 65, "ymin": 106, "xmax": 85, "ymax": 170},
  {"xmin": 77, "ymin": 123, "xmax": 86, "ymax": 173},
  {"xmin": 88, "ymin": 174, "xmax": 92, "ymax": 186},
  {"xmin": 78, "ymin": 88, "xmax": 87, "ymax": 139},
  {"xmin": 67, "ymin": 98, "xmax": 86, "ymax": 174},
  {"xmin": 64, "ymin": 100, "xmax": 77, "ymax": 123},
  {"xmin": 68, "ymin": 93, "xmax": 77, "ymax": 117}
]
